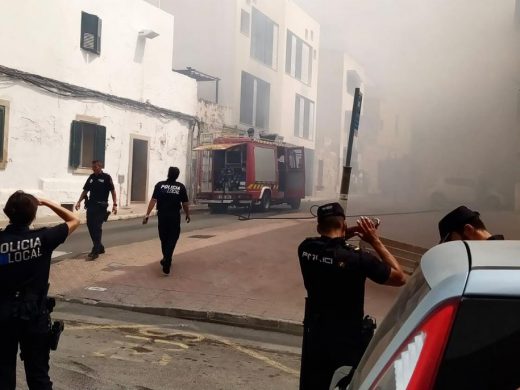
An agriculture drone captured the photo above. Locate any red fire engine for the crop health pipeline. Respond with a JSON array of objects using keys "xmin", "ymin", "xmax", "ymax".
[{"xmin": 193, "ymin": 136, "xmax": 305, "ymax": 213}]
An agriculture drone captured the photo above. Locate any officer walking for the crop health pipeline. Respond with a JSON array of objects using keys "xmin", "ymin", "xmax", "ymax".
[
  {"xmin": 298, "ymin": 202, "xmax": 406, "ymax": 390},
  {"xmin": 143, "ymin": 167, "xmax": 190, "ymax": 275},
  {"xmin": 0, "ymin": 190, "xmax": 79, "ymax": 389},
  {"xmin": 75, "ymin": 160, "xmax": 117, "ymax": 260}
]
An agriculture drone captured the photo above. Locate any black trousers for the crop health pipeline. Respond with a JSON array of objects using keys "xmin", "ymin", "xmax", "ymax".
[
  {"xmin": 0, "ymin": 314, "xmax": 52, "ymax": 390},
  {"xmin": 157, "ymin": 213, "xmax": 181, "ymax": 266},
  {"xmin": 299, "ymin": 313, "xmax": 363, "ymax": 390},
  {"xmin": 86, "ymin": 205, "xmax": 107, "ymax": 253}
]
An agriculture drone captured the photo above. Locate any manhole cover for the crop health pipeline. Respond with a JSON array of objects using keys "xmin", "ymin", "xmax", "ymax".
[{"xmin": 188, "ymin": 235, "xmax": 216, "ymax": 239}]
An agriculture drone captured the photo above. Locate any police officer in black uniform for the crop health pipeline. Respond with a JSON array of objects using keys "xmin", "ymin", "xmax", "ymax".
[
  {"xmin": 438, "ymin": 205, "xmax": 504, "ymax": 243},
  {"xmin": 0, "ymin": 190, "xmax": 79, "ymax": 389},
  {"xmin": 298, "ymin": 202, "xmax": 406, "ymax": 390},
  {"xmin": 143, "ymin": 167, "xmax": 190, "ymax": 275},
  {"xmin": 75, "ymin": 160, "xmax": 117, "ymax": 260}
]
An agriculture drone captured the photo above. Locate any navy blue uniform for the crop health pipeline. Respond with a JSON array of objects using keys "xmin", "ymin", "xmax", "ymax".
[
  {"xmin": 298, "ymin": 236, "xmax": 390, "ymax": 390},
  {"xmin": 152, "ymin": 180, "xmax": 189, "ymax": 267},
  {"xmin": 83, "ymin": 172, "xmax": 114, "ymax": 254},
  {"xmin": 0, "ymin": 223, "xmax": 68, "ymax": 390}
]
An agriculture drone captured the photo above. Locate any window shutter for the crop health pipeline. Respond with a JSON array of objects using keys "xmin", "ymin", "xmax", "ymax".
[
  {"xmin": 81, "ymin": 12, "xmax": 102, "ymax": 55},
  {"xmin": 93, "ymin": 125, "xmax": 106, "ymax": 165},
  {"xmin": 0, "ymin": 106, "xmax": 4, "ymax": 162},
  {"xmin": 69, "ymin": 121, "xmax": 82, "ymax": 168}
]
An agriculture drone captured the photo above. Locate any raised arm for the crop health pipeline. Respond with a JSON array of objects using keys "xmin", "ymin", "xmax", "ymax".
[
  {"xmin": 39, "ymin": 198, "xmax": 80, "ymax": 236},
  {"xmin": 357, "ymin": 216, "xmax": 406, "ymax": 286}
]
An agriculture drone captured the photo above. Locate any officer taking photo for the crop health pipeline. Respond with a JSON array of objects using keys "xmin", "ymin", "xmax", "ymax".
[
  {"xmin": 0, "ymin": 190, "xmax": 79, "ymax": 390},
  {"xmin": 298, "ymin": 202, "xmax": 406, "ymax": 390}
]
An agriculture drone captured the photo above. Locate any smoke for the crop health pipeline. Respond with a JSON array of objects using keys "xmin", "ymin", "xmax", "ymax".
[{"xmin": 296, "ymin": 0, "xmax": 520, "ymax": 210}]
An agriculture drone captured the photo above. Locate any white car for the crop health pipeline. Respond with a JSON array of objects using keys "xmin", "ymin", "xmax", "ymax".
[{"xmin": 332, "ymin": 240, "xmax": 520, "ymax": 389}]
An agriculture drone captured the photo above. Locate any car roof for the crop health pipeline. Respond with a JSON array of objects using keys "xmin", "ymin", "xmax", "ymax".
[
  {"xmin": 422, "ymin": 241, "xmax": 520, "ymax": 287},
  {"xmin": 466, "ymin": 240, "xmax": 520, "ymax": 269}
]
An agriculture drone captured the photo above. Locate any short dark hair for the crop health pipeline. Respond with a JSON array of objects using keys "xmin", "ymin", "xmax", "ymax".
[
  {"xmin": 453, "ymin": 215, "xmax": 487, "ymax": 236},
  {"xmin": 317, "ymin": 216, "xmax": 344, "ymax": 235},
  {"xmin": 167, "ymin": 166, "xmax": 180, "ymax": 181},
  {"xmin": 3, "ymin": 190, "xmax": 39, "ymax": 226},
  {"xmin": 92, "ymin": 160, "xmax": 102, "ymax": 166}
]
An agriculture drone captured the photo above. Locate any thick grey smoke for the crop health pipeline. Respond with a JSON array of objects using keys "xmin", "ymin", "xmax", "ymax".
[{"xmin": 297, "ymin": 0, "xmax": 520, "ymax": 211}]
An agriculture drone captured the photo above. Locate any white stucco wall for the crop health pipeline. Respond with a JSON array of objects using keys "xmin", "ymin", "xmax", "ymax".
[
  {"xmin": 0, "ymin": 84, "xmax": 190, "ymax": 205},
  {"xmin": 0, "ymin": 0, "xmax": 197, "ymax": 214},
  {"xmin": 0, "ymin": 0, "xmax": 196, "ymax": 116}
]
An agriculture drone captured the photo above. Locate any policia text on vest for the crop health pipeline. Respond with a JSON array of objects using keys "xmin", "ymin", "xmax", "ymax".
[
  {"xmin": 0, "ymin": 191, "xmax": 79, "ymax": 390},
  {"xmin": 297, "ymin": 203, "xmax": 406, "ymax": 390}
]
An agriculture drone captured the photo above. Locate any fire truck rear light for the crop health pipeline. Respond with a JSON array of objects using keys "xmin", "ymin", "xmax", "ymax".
[{"xmin": 370, "ymin": 299, "xmax": 459, "ymax": 390}]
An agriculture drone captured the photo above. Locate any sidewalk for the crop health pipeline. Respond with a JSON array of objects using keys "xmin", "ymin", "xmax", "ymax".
[{"xmin": 49, "ymin": 212, "xmax": 402, "ymax": 334}]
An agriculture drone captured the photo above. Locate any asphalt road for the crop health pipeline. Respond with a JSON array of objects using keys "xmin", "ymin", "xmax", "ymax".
[
  {"xmin": 55, "ymin": 203, "xmax": 318, "ymax": 261},
  {"xmin": 15, "ymin": 303, "xmax": 301, "ymax": 390}
]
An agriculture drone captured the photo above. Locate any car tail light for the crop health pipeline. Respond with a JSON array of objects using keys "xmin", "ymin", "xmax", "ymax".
[{"xmin": 370, "ymin": 299, "xmax": 460, "ymax": 390}]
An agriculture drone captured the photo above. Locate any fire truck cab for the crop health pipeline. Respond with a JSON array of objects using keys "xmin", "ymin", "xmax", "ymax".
[{"xmin": 194, "ymin": 136, "xmax": 305, "ymax": 213}]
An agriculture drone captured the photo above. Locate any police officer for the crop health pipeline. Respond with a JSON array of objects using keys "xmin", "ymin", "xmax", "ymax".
[
  {"xmin": 143, "ymin": 167, "xmax": 190, "ymax": 275},
  {"xmin": 298, "ymin": 202, "xmax": 406, "ymax": 390},
  {"xmin": 438, "ymin": 205, "xmax": 504, "ymax": 243},
  {"xmin": 0, "ymin": 191, "xmax": 79, "ymax": 389},
  {"xmin": 75, "ymin": 160, "xmax": 117, "ymax": 260}
]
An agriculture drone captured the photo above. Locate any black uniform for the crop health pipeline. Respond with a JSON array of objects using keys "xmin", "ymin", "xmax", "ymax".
[
  {"xmin": 0, "ymin": 223, "xmax": 68, "ymax": 390},
  {"xmin": 83, "ymin": 172, "xmax": 114, "ymax": 254},
  {"xmin": 298, "ymin": 236, "xmax": 391, "ymax": 390},
  {"xmin": 152, "ymin": 180, "xmax": 189, "ymax": 267}
]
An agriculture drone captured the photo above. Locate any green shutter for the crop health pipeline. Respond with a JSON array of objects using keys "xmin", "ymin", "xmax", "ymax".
[
  {"xmin": 0, "ymin": 106, "xmax": 4, "ymax": 162},
  {"xmin": 69, "ymin": 121, "xmax": 82, "ymax": 168},
  {"xmin": 93, "ymin": 125, "xmax": 106, "ymax": 165}
]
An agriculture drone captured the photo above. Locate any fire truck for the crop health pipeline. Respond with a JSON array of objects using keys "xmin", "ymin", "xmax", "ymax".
[{"xmin": 193, "ymin": 135, "xmax": 305, "ymax": 213}]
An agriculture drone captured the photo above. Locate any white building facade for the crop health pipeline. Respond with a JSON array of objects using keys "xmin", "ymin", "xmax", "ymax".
[
  {"xmin": 0, "ymin": 0, "xmax": 197, "ymax": 213},
  {"xmin": 151, "ymin": 0, "xmax": 320, "ymax": 195},
  {"xmin": 315, "ymin": 50, "xmax": 366, "ymax": 197}
]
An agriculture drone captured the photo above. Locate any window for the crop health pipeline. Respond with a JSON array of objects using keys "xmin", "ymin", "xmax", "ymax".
[
  {"xmin": 285, "ymin": 30, "xmax": 312, "ymax": 84},
  {"xmin": 250, "ymin": 8, "xmax": 278, "ymax": 68},
  {"xmin": 288, "ymin": 148, "xmax": 304, "ymax": 169},
  {"xmin": 353, "ymin": 269, "xmax": 430, "ymax": 388},
  {"xmin": 69, "ymin": 121, "xmax": 106, "ymax": 169},
  {"xmin": 240, "ymin": 71, "xmax": 270, "ymax": 129},
  {"xmin": 81, "ymin": 11, "xmax": 102, "ymax": 55},
  {"xmin": 435, "ymin": 297, "xmax": 520, "ymax": 389},
  {"xmin": 240, "ymin": 9, "xmax": 250, "ymax": 36},
  {"xmin": 0, "ymin": 103, "xmax": 7, "ymax": 168},
  {"xmin": 294, "ymin": 94, "xmax": 314, "ymax": 140}
]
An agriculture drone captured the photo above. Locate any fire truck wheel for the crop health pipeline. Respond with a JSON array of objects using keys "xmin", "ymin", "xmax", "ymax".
[
  {"xmin": 289, "ymin": 198, "xmax": 301, "ymax": 210},
  {"xmin": 260, "ymin": 192, "xmax": 271, "ymax": 212}
]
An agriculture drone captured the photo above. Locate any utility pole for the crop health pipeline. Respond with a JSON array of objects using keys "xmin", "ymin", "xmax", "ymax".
[{"xmin": 339, "ymin": 87, "xmax": 363, "ymax": 211}]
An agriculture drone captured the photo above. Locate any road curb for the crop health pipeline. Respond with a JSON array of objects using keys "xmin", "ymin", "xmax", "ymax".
[{"xmin": 54, "ymin": 295, "xmax": 304, "ymax": 336}]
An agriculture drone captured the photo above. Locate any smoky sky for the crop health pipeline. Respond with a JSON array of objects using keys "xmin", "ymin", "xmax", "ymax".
[{"xmin": 296, "ymin": 0, "xmax": 519, "ymax": 209}]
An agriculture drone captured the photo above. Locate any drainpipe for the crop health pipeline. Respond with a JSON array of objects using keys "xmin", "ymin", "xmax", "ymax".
[{"xmin": 185, "ymin": 120, "xmax": 200, "ymax": 202}]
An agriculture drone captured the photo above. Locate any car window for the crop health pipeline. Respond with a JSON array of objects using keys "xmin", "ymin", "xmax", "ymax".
[
  {"xmin": 434, "ymin": 297, "xmax": 520, "ymax": 389},
  {"xmin": 350, "ymin": 268, "xmax": 430, "ymax": 388}
]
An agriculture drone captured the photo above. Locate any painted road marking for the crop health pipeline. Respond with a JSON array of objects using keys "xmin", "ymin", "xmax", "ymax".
[
  {"xmin": 66, "ymin": 322, "xmax": 298, "ymax": 376},
  {"xmin": 85, "ymin": 286, "xmax": 108, "ymax": 292},
  {"xmin": 52, "ymin": 251, "xmax": 70, "ymax": 259}
]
